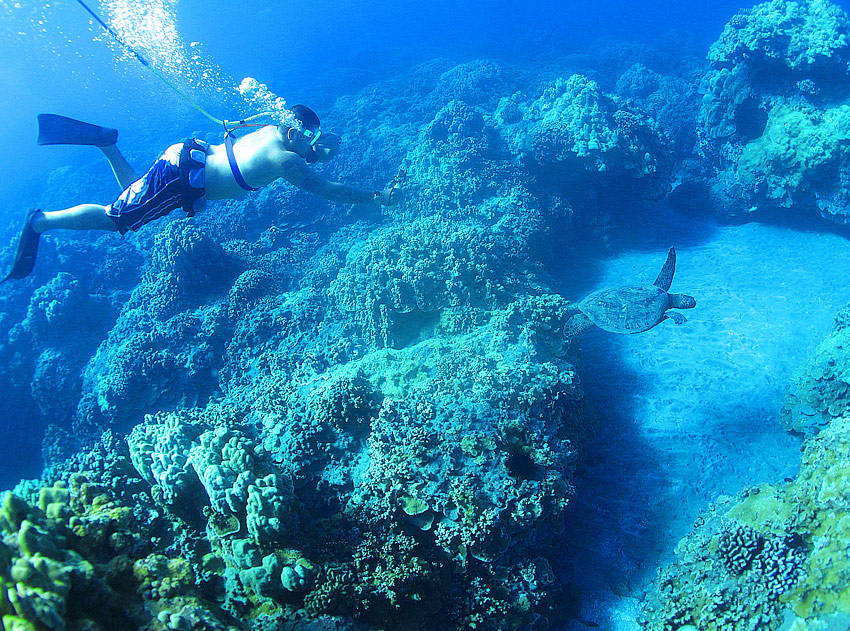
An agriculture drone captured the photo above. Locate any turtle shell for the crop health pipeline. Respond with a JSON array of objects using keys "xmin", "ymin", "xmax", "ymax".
[{"xmin": 578, "ymin": 284, "xmax": 670, "ymax": 334}]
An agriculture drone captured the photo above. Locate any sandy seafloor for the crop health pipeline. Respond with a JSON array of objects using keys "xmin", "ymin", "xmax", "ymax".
[{"xmin": 554, "ymin": 208, "xmax": 850, "ymax": 629}]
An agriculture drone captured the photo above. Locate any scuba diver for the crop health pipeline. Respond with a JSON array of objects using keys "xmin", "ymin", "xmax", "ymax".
[{"xmin": 4, "ymin": 105, "xmax": 402, "ymax": 280}]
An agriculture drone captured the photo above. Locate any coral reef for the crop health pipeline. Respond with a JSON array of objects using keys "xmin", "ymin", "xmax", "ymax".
[
  {"xmin": 6, "ymin": 272, "xmax": 119, "ymax": 425},
  {"xmin": 694, "ymin": 0, "xmax": 850, "ymax": 222},
  {"xmin": 782, "ymin": 304, "xmax": 850, "ymax": 435},
  {"xmin": 639, "ymin": 415, "xmax": 850, "ymax": 631},
  {"xmin": 0, "ymin": 473, "xmax": 237, "ymax": 631},
  {"xmin": 134, "ymin": 221, "xmax": 240, "ymax": 320},
  {"xmin": 496, "ymin": 74, "xmax": 672, "ymax": 200},
  {"xmin": 0, "ymin": 30, "xmax": 720, "ymax": 631}
]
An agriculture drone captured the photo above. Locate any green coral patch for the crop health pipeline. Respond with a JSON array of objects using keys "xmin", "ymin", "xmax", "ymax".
[
  {"xmin": 399, "ymin": 496, "xmax": 429, "ymax": 516},
  {"xmin": 641, "ymin": 417, "xmax": 850, "ymax": 630},
  {"xmin": 736, "ymin": 105, "xmax": 850, "ymax": 207},
  {"xmin": 726, "ymin": 484, "xmax": 794, "ymax": 533}
]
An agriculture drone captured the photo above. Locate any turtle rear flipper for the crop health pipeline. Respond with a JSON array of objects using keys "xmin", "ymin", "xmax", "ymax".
[{"xmin": 666, "ymin": 311, "xmax": 687, "ymax": 325}]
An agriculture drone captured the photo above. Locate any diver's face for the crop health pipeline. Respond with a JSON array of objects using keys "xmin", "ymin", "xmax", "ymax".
[
  {"xmin": 286, "ymin": 128, "xmax": 314, "ymax": 156},
  {"xmin": 311, "ymin": 132, "xmax": 341, "ymax": 163},
  {"xmin": 288, "ymin": 128, "xmax": 340, "ymax": 163}
]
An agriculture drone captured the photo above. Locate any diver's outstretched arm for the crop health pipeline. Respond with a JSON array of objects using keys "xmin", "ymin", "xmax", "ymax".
[{"xmin": 279, "ymin": 154, "xmax": 397, "ymax": 206}]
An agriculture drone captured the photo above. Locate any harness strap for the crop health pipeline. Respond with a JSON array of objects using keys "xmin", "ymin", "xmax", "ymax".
[
  {"xmin": 179, "ymin": 138, "xmax": 208, "ymax": 217},
  {"xmin": 224, "ymin": 132, "xmax": 259, "ymax": 192}
]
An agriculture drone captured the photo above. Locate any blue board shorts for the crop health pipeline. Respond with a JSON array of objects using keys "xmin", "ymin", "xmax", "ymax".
[{"xmin": 106, "ymin": 138, "xmax": 209, "ymax": 234}]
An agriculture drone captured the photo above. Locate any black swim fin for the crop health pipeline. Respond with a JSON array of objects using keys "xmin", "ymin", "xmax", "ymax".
[
  {"xmin": 3, "ymin": 208, "xmax": 42, "ymax": 281},
  {"xmin": 37, "ymin": 113, "xmax": 118, "ymax": 147}
]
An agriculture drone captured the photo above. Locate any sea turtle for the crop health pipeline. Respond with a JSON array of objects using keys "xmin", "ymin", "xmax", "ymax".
[{"xmin": 565, "ymin": 246, "xmax": 696, "ymax": 336}]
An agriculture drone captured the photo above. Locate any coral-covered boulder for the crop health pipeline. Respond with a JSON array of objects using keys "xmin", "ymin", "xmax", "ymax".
[
  {"xmin": 640, "ymin": 415, "xmax": 850, "ymax": 630},
  {"xmin": 782, "ymin": 304, "xmax": 850, "ymax": 435},
  {"xmin": 496, "ymin": 74, "xmax": 672, "ymax": 197},
  {"xmin": 696, "ymin": 0, "xmax": 850, "ymax": 222}
]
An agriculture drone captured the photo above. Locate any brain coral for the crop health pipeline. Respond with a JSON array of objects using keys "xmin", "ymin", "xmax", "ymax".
[{"xmin": 640, "ymin": 415, "xmax": 850, "ymax": 631}]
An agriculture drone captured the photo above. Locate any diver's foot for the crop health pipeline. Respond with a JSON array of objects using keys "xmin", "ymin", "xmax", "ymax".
[
  {"xmin": 3, "ymin": 208, "xmax": 43, "ymax": 281},
  {"xmin": 37, "ymin": 114, "xmax": 118, "ymax": 147}
]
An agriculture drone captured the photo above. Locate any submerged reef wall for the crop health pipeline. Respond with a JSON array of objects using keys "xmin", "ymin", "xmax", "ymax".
[
  {"xmin": 0, "ymin": 50, "xmax": 626, "ymax": 630},
  {"xmin": 691, "ymin": 0, "xmax": 850, "ymax": 223}
]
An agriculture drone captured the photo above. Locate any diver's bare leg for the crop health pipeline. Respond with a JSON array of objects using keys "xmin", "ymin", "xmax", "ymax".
[
  {"xmin": 99, "ymin": 144, "xmax": 140, "ymax": 190},
  {"xmin": 32, "ymin": 205, "xmax": 118, "ymax": 233}
]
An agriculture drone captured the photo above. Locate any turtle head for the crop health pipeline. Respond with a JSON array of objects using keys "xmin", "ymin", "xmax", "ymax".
[{"xmin": 670, "ymin": 293, "xmax": 696, "ymax": 309}]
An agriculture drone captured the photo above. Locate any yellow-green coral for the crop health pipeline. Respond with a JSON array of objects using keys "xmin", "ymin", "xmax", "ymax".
[
  {"xmin": 460, "ymin": 432, "xmax": 497, "ymax": 464},
  {"xmin": 0, "ymin": 479, "xmax": 132, "ymax": 631},
  {"xmin": 133, "ymin": 554, "xmax": 195, "ymax": 599},
  {"xmin": 641, "ymin": 416, "xmax": 850, "ymax": 630},
  {"xmin": 736, "ymin": 104, "xmax": 850, "ymax": 207},
  {"xmin": 783, "ymin": 324, "xmax": 850, "ymax": 435}
]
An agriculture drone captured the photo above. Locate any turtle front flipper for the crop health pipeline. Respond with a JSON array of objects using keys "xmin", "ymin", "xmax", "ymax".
[
  {"xmin": 565, "ymin": 313, "xmax": 595, "ymax": 337},
  {"xmin": 653, "ymin": 247, "xmax": 676, "ymax": 291}
]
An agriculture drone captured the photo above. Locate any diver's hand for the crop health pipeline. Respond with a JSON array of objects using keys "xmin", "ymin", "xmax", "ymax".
[{"xmin": 374, "ymin": 186, "xmax": 403, "ymax": 206}]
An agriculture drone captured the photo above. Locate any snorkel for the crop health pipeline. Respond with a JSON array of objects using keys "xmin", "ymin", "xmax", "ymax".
[
  {"xmin": 284, "ymin": 126, "xmax": 326, "ymax": 163},
  {"xmin": 302, "ymin": 127, "xmax": 323, "ymax": 147},
  {"xmin": 299, "ymin": 126, "xmax": 324, "ymax": 163},
  {"xmin": 305, "ymin": 130, "xmax": 341, "ymax": 163}
]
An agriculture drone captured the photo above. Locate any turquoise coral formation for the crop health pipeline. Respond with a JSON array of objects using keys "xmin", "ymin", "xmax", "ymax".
[
  {"xmin": 496, "ymin": 74, "xmax": 672, "ymax": 197},
  {"xmin": 1, "ymin": 50, "xmax": 596, "ymax": 627},
  {"xmin": 4, "ymin": 12, "xmax": 830, "ymax": 629}
]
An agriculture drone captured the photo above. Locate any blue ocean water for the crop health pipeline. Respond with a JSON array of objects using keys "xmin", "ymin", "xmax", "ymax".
[
  {"xmin": 3, "ymin": 1, "xmax": 850, "ymax": 630},
  {"xmin": 0, "ymin": 0, "xmax": 753, "ymax": 205}
]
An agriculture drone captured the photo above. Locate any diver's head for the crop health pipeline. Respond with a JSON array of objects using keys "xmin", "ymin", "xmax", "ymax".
[{"xmin": 281, "ymin": 104, "xmax": 340, "ymax": 163}]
